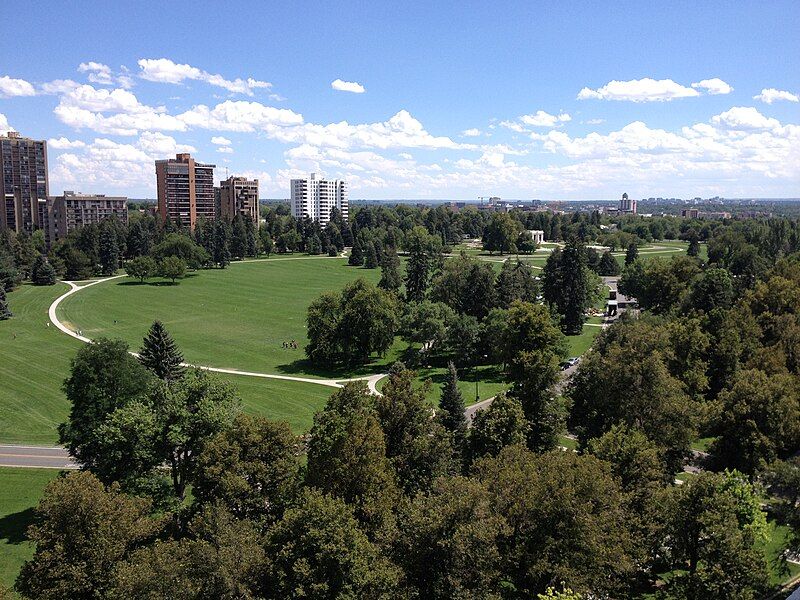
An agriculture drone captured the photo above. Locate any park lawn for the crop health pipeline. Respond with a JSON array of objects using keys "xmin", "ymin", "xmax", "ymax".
[
  {"xmin": 566, "ymin": 322, "xmax": 602, "ymax": 357},
  {"xmin": 0, "ymin": 284, "xmax": 79, "ymax": 445},
  {"xmin": 764, "ymin": 521, "xmax": 800, "ymax": 585},
  {"xmin": 0, "ymin": 467, "xmax": 61, "ymax": 593},
  {"xmin": 58, "ymin": 257, "xmax": 389, "ymax": 380},
  {"xmin": 376, "ymin": 363, "xmax": 508, "ymax": 407}
]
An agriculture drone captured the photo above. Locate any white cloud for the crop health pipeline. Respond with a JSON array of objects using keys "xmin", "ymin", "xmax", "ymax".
[
  {"xmin": 578, "ymin": 78, "xmax": 700, "ymax": 102},
  {"xmin": 585, "ymin": 118, "xmax": 605, "ymax": 125},
  {"xmin": 78, "ymin": 62, "xmax": 113, "ymax": 85},
  {"xmin": 47, "ymin": 137, "xmax": 87, "ymax": 149},
  {"xmin": 754, "ymin": 88, "xmax": 799, "ymax": 104},
  {"xmin": 711, "ymin": 106, "xmax": 780, "ymax": 130},
  {"xmin": 331, "ymin": 79, "xmax": 365, "ymax": 93},
  {"xmin": 691, "ymin": 78, "xmax": 733, "ymax": 95},
  {"xmin": 0, "ymin": 76, "xmax": 36, "ymax": 98},
  {"xmin": 0, "ymin": 113, "xmax": 13, "ymax": 132},
  {"xmin": 499, "ymin": 120, "xmax": 527, "ymax": 133},
  {"xmin": 137, "ymin": 131, "xmax": 195, "ymax": 155},
  {"xmin": 138, "ymin": 58, "xmax": 271, "ymax": 96},
  {"xmin": 519, "ymin": 110, "xmax": 571, "ymax": 127},
  {"xmin": 40, "ymin": 79, "xmax": 80, "ymax": 94},
  {"xmin": 399, "ymin": 152, "xmax": 413, "ymax": 159},
  {"xmin": 211, "ymin": 136, "xmax": 232, "ymax": 145},
  {"xmin": 462, "ymin": 128, "xmax": 481, "ymax": 137},
  {"xmin": 217, "ymin": 146, "xmax": 234, "ymax": 153},
  {"xmin": 178, "ymin": 100, "xmax": 304, "ymax": 132}
]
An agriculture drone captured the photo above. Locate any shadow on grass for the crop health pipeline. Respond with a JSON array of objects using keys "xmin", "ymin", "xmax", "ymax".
[
  {"xmin": 117, "ymin": 273, "xmax": 199, "ymax": 287},
  {"xmin": 0, "ymin": 507, "xmax": 35, "ymax": 545}
]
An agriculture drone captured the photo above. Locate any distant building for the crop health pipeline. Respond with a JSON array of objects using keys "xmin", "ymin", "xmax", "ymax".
[
  {"xmin": 528, "ymin": 229, "xmax": 545, "ymax": 244},
  {"xmin": 155, "ymin": 153, "xmax": 215, "ymax": 229},
  {"xmin": 619, "ymin": 192, "xmax": 637, "ymax": 214},
  {"xmin": 290, "ymin": 173, "xmax": 348, "ymax": 226},
  {"xmin": 218, "ymin": 176, "xmax": 259, "ymax": 224},
  {"xmin": 49, "ymin": 191, "xmax": 128, "ymax": 240},
  {"xmin": 0, "ymin": 131, "xmax": 49, "ymax": 234}
]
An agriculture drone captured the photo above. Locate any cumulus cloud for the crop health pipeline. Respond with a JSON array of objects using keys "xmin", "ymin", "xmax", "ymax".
[
  {"xmin": 578, "ymin": 78, "xmax": 701, "ymax": 102},
  {"xmin": 754, "ymin": 88, "xmax": 799, "ymax": 104},
  {"xmin": 520, "ymin": 110, "xmax": 572, "ymax": 127},
  {"xmin": 0, "ymin": 76, "xmax": 36, "ymax": 98},
  {"xmin": 585, "ymin": 118, "xmax": 605, "ymax": 125},
  {"xmin": 0, "ymin": 113, "xmax": 13, "ymax": 132},
  {"xmin": 691, "ymin": 78, "xmax": 733, "ymax": 95},
  {"xmin": 331, "ymin": 79, "xmax": 365, "ymax": 93},
  {"xmin": 78, "ymin": 62, "xmax": 133, "ymax": 89},
  {"xmin": 138, "ymin": 58, "xmax": 271, "ymax": 96},
  {"xmin": 710, "ymin": 106, "xmax": 781, "ymax": 130},
  {"xmin": 48, "ymin": 137, "xmax": 87, "ymax": 150},
  {"xmin": 177, "ymin": 100, "xmax": 304, "ymax": 132},
  {"xmin": 40, "ymin": 79, "xmax": 80, "ymax": 94},
  {"xmin": 211, "ymin": 136, "xmax": 232, "ymax": 145},
  {"xmin": 137, "ymin": 131, "xmax": 195, "ymax": 155},
  {"xmin": 217, "ymin": 146, "xmax": 234, "ymax": 153},
  {"xmin": 462, "ymin": 128, "xmax": 481, "ymax": 137}
]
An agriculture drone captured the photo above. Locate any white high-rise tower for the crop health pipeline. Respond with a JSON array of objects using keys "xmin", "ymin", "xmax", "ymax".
[{"xmin": 290, "ymin": 173, "xmax": 348, "ymax": 226}]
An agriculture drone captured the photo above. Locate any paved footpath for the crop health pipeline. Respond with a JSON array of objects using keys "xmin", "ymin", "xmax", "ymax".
[{"xmin": 0, "ymin": 445, "xmax": 76, "ymax": 469}]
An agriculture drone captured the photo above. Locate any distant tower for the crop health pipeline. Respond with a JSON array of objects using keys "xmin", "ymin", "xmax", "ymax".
[{"xmin": 619, "ymin": 192, "xmax": 637, "ymax": 214}]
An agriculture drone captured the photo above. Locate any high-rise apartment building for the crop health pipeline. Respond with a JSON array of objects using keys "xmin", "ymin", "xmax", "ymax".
[
  {"xmin": 619, "ymin": 192, "xmax": 637, "ymax": 214},
  {"xmin": 155, "ymin": 153, "xmax": 215, "ymax": 229},
  {"xmin": 49, "ymin": 191, "xmax": 128, "ymax": 240},
  {"xmin": 1, "ymin": 131, "xmax": 49, "ymax": 234},
  {"xmin": 218, "ymin": 176, "xmax": 259, "ymax": 224},
  {"xmin": 290, "ymin": 173, "xmax": 348, "ymax": 226}
]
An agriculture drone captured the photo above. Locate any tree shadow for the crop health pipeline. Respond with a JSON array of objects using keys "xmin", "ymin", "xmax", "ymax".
[{"xmin": 0, "ymin": 507, "xmax": 35, "ymax": 545}]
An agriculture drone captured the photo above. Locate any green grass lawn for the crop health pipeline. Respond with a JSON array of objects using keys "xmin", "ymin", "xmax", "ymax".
[
  {"xmin": 566, "ymin": 322, "xmax": 602, "ymax": 357},
  {"xmin": 764, "ymin": 520, "xmax": 800, "ymax": 586},
  {"xmin": 376, "ymin": 363, "xmax": 508, "ymax": 406},
  {"xmin": 0, "ymin": 467, "xmax": 61, "ymax": 593},
  {"xmin": 58, "ymin": 257, "xmax": 388, "ymax": 380}
]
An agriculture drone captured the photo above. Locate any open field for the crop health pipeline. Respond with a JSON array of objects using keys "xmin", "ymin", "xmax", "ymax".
[{"xmin": 0, "ymin": 467, "xmax": 61, "ymax": 592}]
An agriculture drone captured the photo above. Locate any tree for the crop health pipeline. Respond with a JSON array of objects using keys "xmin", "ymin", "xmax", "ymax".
[
  {"xmin": 259, "ymin": 229, "xmax": 274, "ymax": 257},
  {"xmin": 212, "ymin": 220, "xmax": 231, "ymax": 268},
  {"xmin": 439, "ymin": 362, "xmax": 467, "ymax": 450},
  {"xmin": 348, "ymin": 238, "xmax": 364, "ymax": 266},
  {"xmin": 16, "ymin": 472, "xmax": 161, "ymax": 600},
  {"xmin": 138, "ymin": 320, "xmax": 186, "ymax": 382},
  {"xmin": 193, "ymin": 414, "xmax": 300, "ymax": 525},
  {"xmin": 710, "ymin": 369, "xmax": 800, "ymax": 475},
  {"xmin": 305, "ymin": 383, "xmax": 399, "ymax": 535},
  {"xmin": 375, "ymin": 363, "xmax": 456, "ymax": 495},
  {"xmin": 625, "ymin": 242, "xmax": 638, "ymax": 266},
  {"xmin": 230, "ymin": 215, "xmax": 248, "ymax": 259},
  {"xmin": 59, "ymin": 339, "xmax": 154, "ymax": 475},
  {"xmin": 474, "ymin": 446, "xmax": 636, "ymax": 597},
  {"xmin": 263, "ymin": 489, "xmax": 401, "ymax": 599},
  {"xmin": 482, "ymin": 212, "xmax": 519, "ymax": 255},
  {"xmin": 598, "ymin": 251, "xmax": 620, "ymax": 276},
  {"xmin": 405, "ymin": 243, "xmax": 430, "ymax": 302},
  {"xmin": 305, "ymin": 291, "xmax": 340, "ymax": 363},
  {"xmin": 686, "ymin": 266, "xmax": 734, "ymax": 313},
  {"xmin": 394, "ymin": 476, "xmax": 508, "ymax": 599},
  {"xmin": 378, "ymin": 246, "xmax": 402, "ymax": 292},
  {"xmin": 687, "ymin": 229, "xmax": 701, "ymax": 257},
  {"xmin": 469, "ymin": 394, "xmax": 528, "ymax": 461},
  {"xmin": 99, "ymin": 223, "xmax": 120, "ymax": 275},
  {"xmin": 496, "ymin": 259, "xmax": 538, "ymax": 308},
  {"xmin": 560, "ymin": 238, "xmax": 591, "ymax": 334},
  {"xmin": 31, "ymin": 254, "xmax": 56, "ymax": 285},
  {"xmin": 430, "ymin": 254, "xmax": 497, "ymax": 319},
  {"xmin": 0, "ymin": 285, "xmax": 11, "ymax": 320},
  {"xmin": 399, "ymin": 300, "xmax": 451, "ymax": 356},
  {"xmin": 364, "ymin": 241, "xmax": 379, "ymax": 268},
  {"xmin": 159, "ymin": 256, "xmax": 186, "ymax": 284},
  {"xmin": 664, "ymin": 471, "xmax": 769, "ymax": 599},
  {"xmin": 618, "ymin": 255, "xmax": 701, "ymax": 314},
  {"xmin": 150, "ymin": 234, "xmax": 209, "ymax": 269},
  {"xmin": 125, "ymin": 255, "xmax": 157, "ymax": 283}
]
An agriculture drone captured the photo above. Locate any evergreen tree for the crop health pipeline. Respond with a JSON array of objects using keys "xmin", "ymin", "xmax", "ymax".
[
  {"xmin": 138, "ymin": 320, "xmax": 186, "ymax": 382},
  {"xmin": 213, "ymin": 220, "xmax": 231, "ymax": 268},
  {"xmin": 625, "ymin": 242, "xmax": 639, "ymax": 266},
  {"xmin": 348, "ymin": 238, "xmax": 364, "ymax": 266},
  {"xmin": 245, "ymin": 217, "xmax": 258, "ymax": 257},
  {"xmin": 687, "ymin": 230, "xmax": 700, "ymax": 257},
  {"xmin": 327, "ymin": 244, "xmax": 338, "ymax": 257},
  {"xmin": 364, "ymin": 241, "xmax": 379, "ymax": 268},
  {"xmin": 31, "ymin": 254, "xmax": 57, "ymax": 285},
  {"xmin": 598, "ymin": 251, "xmax": 620, "ymax": 276},
  {"xmin": 405, "ymin": 247, "xmax": 430, "ymax": 303},
  {"xmin": 307, "ymin": 234, "xmax": 322, "ymax": 255},
  {"xmin": 378, "ymin": 247, "xmax": 402, "ymax": 292},
  {"xmin": 0, "ymin": 285, "xmax": 11, "ymax": 319},
  {"xmin": 439, "ymin": 362, "xmax": 467, "ymax": 451},
  {"xmin": 230, "ymin": 215, "xmax": 248, "ymax": 259},
  {"xmin": 99, "ymin": 223, "xmax": 120, "ymax": 275},
  {"xmin": 561, "ymin": 238, "xmax": 590, "ymax": 335}
]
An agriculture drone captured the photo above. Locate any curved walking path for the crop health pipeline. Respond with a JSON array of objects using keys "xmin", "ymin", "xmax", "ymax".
[{"xmin": 48, "ymin": 271, "xmax": 387, "ymax": 392}]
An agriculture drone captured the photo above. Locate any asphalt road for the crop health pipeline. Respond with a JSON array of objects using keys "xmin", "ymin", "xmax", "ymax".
[{"xmin": 0, "ymin": 445, "xmax": 76, "ymax": 469}]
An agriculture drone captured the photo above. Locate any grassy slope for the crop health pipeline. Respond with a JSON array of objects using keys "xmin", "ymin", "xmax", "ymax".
[{"xmin": 0, "ymin": 467, "xmax": 61, "ymax": 592}]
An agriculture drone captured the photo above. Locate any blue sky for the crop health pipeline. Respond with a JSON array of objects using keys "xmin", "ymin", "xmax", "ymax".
[{"xmin": 1, "ymin": 0, "xmax": 799, "ymax": 199}]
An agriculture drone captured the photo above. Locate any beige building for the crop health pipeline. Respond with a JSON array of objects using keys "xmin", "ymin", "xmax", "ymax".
[
  {"xmin": 155, "ymin": 153, "xmax": 215, "ymax": 229},
  {"xmin": 218, "ymin": 176, "xmax": 259, "ymax": 224},
  {"xmin": 49, "ymin": 191, "xmax": 128, "ymax": 240},
  {"xmin": 1, "ymin": 131, "xmax": 49, "ymax": 234}
]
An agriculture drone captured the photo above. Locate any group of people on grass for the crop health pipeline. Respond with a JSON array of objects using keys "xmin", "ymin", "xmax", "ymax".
[{"xmin": 282, "ymin": 340, "xmax": 298, "ymax": 350}]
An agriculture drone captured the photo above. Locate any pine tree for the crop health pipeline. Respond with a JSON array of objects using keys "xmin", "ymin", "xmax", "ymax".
[
  {"xmin": 405, "ymin": 248, "xmax": 430, "ymax": 303},
  {"xmin": 245, "ymin": 218, "xmax": 258, "ymax": 257},
  {"xmin": 440, "ymin": 362, "xmax": 467, "ymax": 446},
  {"xmin": 598, "ymin": 251, "xmax": 620, "ymax": 276},
  {"xmin": 0, "ymin": 285, "xmax": 11, "ymax": 320},
  {"xmin": 138, "ymin": 320, "xmax": 185, "ymax": 381},
  {"xmin": 364, "ymin": 242, "xmax": 379, "ymax": 269},
  {"xmin": 99, "ymin": 224, "xmax": 120, "ymax": 275},
  {"xmin": 687, "ymin": 230, "xmax": 700, "ymax": 257},
  {"xmin": 561, "ymin": 238, "xmax": 589, "ymax": 335},
  {"xmin": 31, "ymin": 254, "xmax": 57, "ymax": 285},
  {"xmin": 349, "ymin": 238, "xmax": 364, "ymax": 266},
  {"xmin": 625, "ymin": 242, "xmax": 639, "ymax": 266},
  {"xmin": 230, "ymin": 215, "xmax": 248, "ymax": 259},
  {"xmin": 213, "ymin": 221, "xmax": 231, "ymax": 268},
  {"xmin": 378, "ymin": 247, "xmax": 402, "ymax": 292}
]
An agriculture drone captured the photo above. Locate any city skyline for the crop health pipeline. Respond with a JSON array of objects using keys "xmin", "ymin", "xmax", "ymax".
[{"xmin": 1, "ymin": 1, "xmax": 799, "ymax": 200}]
